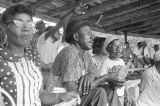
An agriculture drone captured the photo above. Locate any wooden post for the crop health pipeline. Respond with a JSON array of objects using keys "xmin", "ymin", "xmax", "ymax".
[{"xmin": 124, "ymin": 31, "xmax": 127, "ymax": 43}]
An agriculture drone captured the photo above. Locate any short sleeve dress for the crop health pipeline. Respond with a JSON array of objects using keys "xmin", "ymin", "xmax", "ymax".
[{"xmin": 0, "ymin": 47, "xmax": 43, "ymax": 106}]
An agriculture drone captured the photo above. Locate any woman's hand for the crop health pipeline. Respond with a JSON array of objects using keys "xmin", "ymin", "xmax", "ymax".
[{"xmin": 59, "ymin": 91, "xmax": 80, "ymax": 103}]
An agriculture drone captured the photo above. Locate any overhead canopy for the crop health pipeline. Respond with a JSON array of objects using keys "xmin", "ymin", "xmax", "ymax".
[{"xmin": 0, "ymin": 0, "xmax": 160, "ymax": 38}]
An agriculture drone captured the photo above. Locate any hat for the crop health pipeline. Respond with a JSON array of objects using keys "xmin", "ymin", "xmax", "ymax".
[
  {"xmin": 65, "ymin": 19, "xmax": 92, "ymax": 43},
  {"xmin": 103, "ymin": 36, "xmax": 118, "ymax": 49}
]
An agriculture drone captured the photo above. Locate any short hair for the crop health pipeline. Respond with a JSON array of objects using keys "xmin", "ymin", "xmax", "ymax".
[
  {"xmin": 137, "ymin": 42, "xmax": 142, "ymax": 48},
  {"xmin": 1, "ymin": 4, "xmax": 34, "ymax": 24},
  {"xmin": 65, "ymin": 19, "xmax": 92, "ymax": 44},
  {"xmin": 154, "ymin": 44, "xmax": 159, "ymax": 51},
  {"xmin": 92, "ymin": 37, "xmax": 106, "ymax": 54},
  {"xmin": 35, "ymin": 20, "xmax": 45, "ymax": 30},
  {"xmin": 45, "ymin": 26, "xmax": 54, "ymax": 32},
  {"xmin": 125, "ymin": 42, "xmax": 129, "ymax": 45}
]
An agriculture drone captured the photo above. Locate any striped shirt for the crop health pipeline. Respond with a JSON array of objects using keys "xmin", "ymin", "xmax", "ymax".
[{"xmin": 0, "ymin": 47, "xmax": 42, "ymax": 106}]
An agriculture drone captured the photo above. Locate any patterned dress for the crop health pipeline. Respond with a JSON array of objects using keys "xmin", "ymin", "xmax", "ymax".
[{"xmin": 0, "ymin": 47, "xmax": 42, "ymax": 106}]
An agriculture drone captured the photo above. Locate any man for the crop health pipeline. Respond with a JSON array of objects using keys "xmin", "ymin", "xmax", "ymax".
[
  {"xmin": 153, "ymin": 44, "xmax": 160, "ymax": 62},
  {"xmin": 37, "ymin": 6, "xmax": 86, "ymax": 65},
  {"xmin": 37, "ymin": 26, "xmax": 62, "ymax": 65},
  {"xmin": 30, "ymin": 20, "xmax": 46, "ymax": 49},
  {"xmin": 122, "ymin": 42, "xmax": 133, "ymax": 64},
  {"xmin": 47, "ymin": 19, "xmax": 122, "ymax": 106},
  {"xmin": 37, "ymin": 6, "xmax": 86, "ymax": 90}
]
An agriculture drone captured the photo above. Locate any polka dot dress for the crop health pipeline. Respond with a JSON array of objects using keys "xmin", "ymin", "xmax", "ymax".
[{"xmin": 0, "ymin": 47, "xmax": 42, "ymax": 106}]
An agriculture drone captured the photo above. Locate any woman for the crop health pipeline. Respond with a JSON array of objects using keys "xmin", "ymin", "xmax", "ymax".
[
  {"xmin": 89, "ymin": 36, "xmax": 130, "ymax": 106},
  {"xmin": 92, "ymin": 37, "xmax": 109, "ymax": 76},
  {"xmin": 100, "ymin": 37, "xmax": 129, "ymax": 105},
  {"xmin": 0, "ymin": 4, "xmax": 79, "ymax": 106},
  {"xmin": 101, "ymin": 37, "xmax": 125, "ymax": 75},
  {"xmin": 136, "ymin": 60, "xmax": 160, "ymax": 106}
]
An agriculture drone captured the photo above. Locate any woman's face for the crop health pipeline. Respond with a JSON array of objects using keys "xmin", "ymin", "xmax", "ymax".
[
  {"xmin": 107, "ymin": 39, "xmax": 122, "ymax": 58},
  {"xmin": 5, "ymin": 13, "xmax": 34, "ymax": 47},
  {"xmin": 100, "ymin": 39, "xmax": 109, "ymax": 55}
]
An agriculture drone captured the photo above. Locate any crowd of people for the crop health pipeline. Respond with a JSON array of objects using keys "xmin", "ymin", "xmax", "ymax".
[{"xmin": 0, "ymin": 4, "xmax": 160, "ymax": 106}]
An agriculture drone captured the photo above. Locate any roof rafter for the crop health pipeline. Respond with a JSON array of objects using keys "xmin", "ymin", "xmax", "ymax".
[
  {"xmin": 101, "ymin": 1, "xmax": 160, "ymax": 26},
  {"xmin": 29, "ymin": 0, "xmax": 55, "ymax": 9},
  {"xmin": 78, "ymin": 0, "xmax": 139, "ymax": 20},
  {"xmin": 121, "ymin": 17, "xmax": 160, "ymax": 32},
  {"xmin": 103, "ymin": 10, "xmax": 160, "ymax": 31},
  {"xmin": 46, "ymin": 0, "xmax": 94, "ymax": 16},
  {"xmin": 137, "ymin": 27, "xmax": 160, "ymax": 35}
]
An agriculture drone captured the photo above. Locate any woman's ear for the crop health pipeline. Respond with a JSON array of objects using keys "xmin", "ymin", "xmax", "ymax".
[{"xmin": 73, "ymin": 33, "xmax": 79, "ymax": 42}]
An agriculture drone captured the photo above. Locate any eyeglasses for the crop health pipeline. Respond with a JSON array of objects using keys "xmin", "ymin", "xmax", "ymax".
[{"xmin": 5, "ymin": 20, "xmax": 35, "ymax": 28}]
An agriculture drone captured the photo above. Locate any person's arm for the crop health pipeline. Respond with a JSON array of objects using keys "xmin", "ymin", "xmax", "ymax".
[
  {"xmin": 45, "ymin": 11, "xmax": 74, "ymax": 41},
  {"xmin": 45, "ymin": 5, "xmax": 85, "ymax": 41},
  {"xmin": 40, "ymin": 87, "xmax": 79, "ymax": 105},
  {"xmin": 91, "ymin": 74, "xmax": 110, "ymax": 88},
  {"xmin": 63, "ymin": 81, "xmax": 81, "ymax": 95},
  {"xmin": 40, "ymin": 73, "xmax": 79, "ymax": 105}
]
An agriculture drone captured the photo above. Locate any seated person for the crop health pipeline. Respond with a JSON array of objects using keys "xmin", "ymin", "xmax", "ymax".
[
  {"xmin": 47, "ymin": 19, "xmax": 123, "ymax": 106},
  {"xmin": 153, "ymin": 44, "xmax": 160, "ymax": 62},
  {"xmin": 101, "ymin": 37, "xmax": 128, "ymax": 105},
  {"xmin": 0, "ymin": 4, "xmax": 79, "ymax": 106},
  {"xmin": 136, "ymin": 60, "xmax": 160, "ymax": 106},
  {"xmin": 92, "ymin": 37, "xmax": 109, "ymax": 75},
  {"xmin": 122, "ymin": 42, "xmax": 133, "ymax": 64}
]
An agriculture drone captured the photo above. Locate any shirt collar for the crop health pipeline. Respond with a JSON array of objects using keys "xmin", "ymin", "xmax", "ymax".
[{"xmin": 0, "ymin": 47, "xmax": 33, "ymax": 62}]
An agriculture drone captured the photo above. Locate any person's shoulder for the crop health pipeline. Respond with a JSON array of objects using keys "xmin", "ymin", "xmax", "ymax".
[
  {"xmin": 118, "ymin": 58, "xmax": 125, "ymax": 64},
  {"xmin": 54, "ymin": 45, "xmax": 77, "ymax": 63},
  {"xmin": 0, "ymin": 52, "xmax": 11, "ymax": 78},
  {"xmin": 25, "ymin": 47, "xmax": 39, "ymax": 56},
  {"xmin": 119, "ymin": 58, "xmax": 124, "ymax": 61},
  {"xmin": 143, "ymin": 66, "xmax": 155, "ymax": 78},
  {"xmin": 25, "ymin": 47, "xmax": 40, "ymax": 66},
  {"xmin": 103, "ymin": 57, "xmax": 110, "ymax": 65},
  {"xmin": 58, "ymin": 45, "xmax": 78, "ymax": 56}
]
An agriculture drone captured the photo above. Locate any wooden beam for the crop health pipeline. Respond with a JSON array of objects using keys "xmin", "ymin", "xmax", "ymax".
[
  {"xmin": 78, "ymin": 0, "xmax": 139, "ymax": 19},
  {"xmin": 46, "ymin": 0, "xmax": 94, "ymax": 16},
  {"xmin": 103, "ymin": 11, "xmax": 160, "ymax": 31},
  {"xmin": 128, "ymin": 32, "xmax": 160, "ymax": 38},
  {"xmin": 114, "ymin": 22, "xmax": 144, "ymax": 31},
  {"xmin": 134, "ymin": 25, "xmax": 160, "ymax": 34},
  {"xmin": 138, "ymin": 27, "xmax": 160, "ymax": 35},
  {"xmin": 153, "ymin": 32, "xmax": 160, "ymax": 35},
  {"xmin": 121, "ymin": 17, "xmax": 160, "ymax": 32},
  {"xmin": 101, "ymin": 2, "xmax": 160, "ymax": 26},
  {"xmin": 134, "ymin": 22, "xmax": 160, "ymax": 33},
  {"xmin": 0, "ymin": 0, "xmax": 13, "ymax": 8},
  {"xmin": 86, "ymin": 0, "xmax": 158, "ymax": 21},
  {"xmin": 29, "ymin": 0, "xmax": 55, "ymax": 9},
  {"xmin": 35, "ymin": 11, "xmax": 59, "ymax": 23}
]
